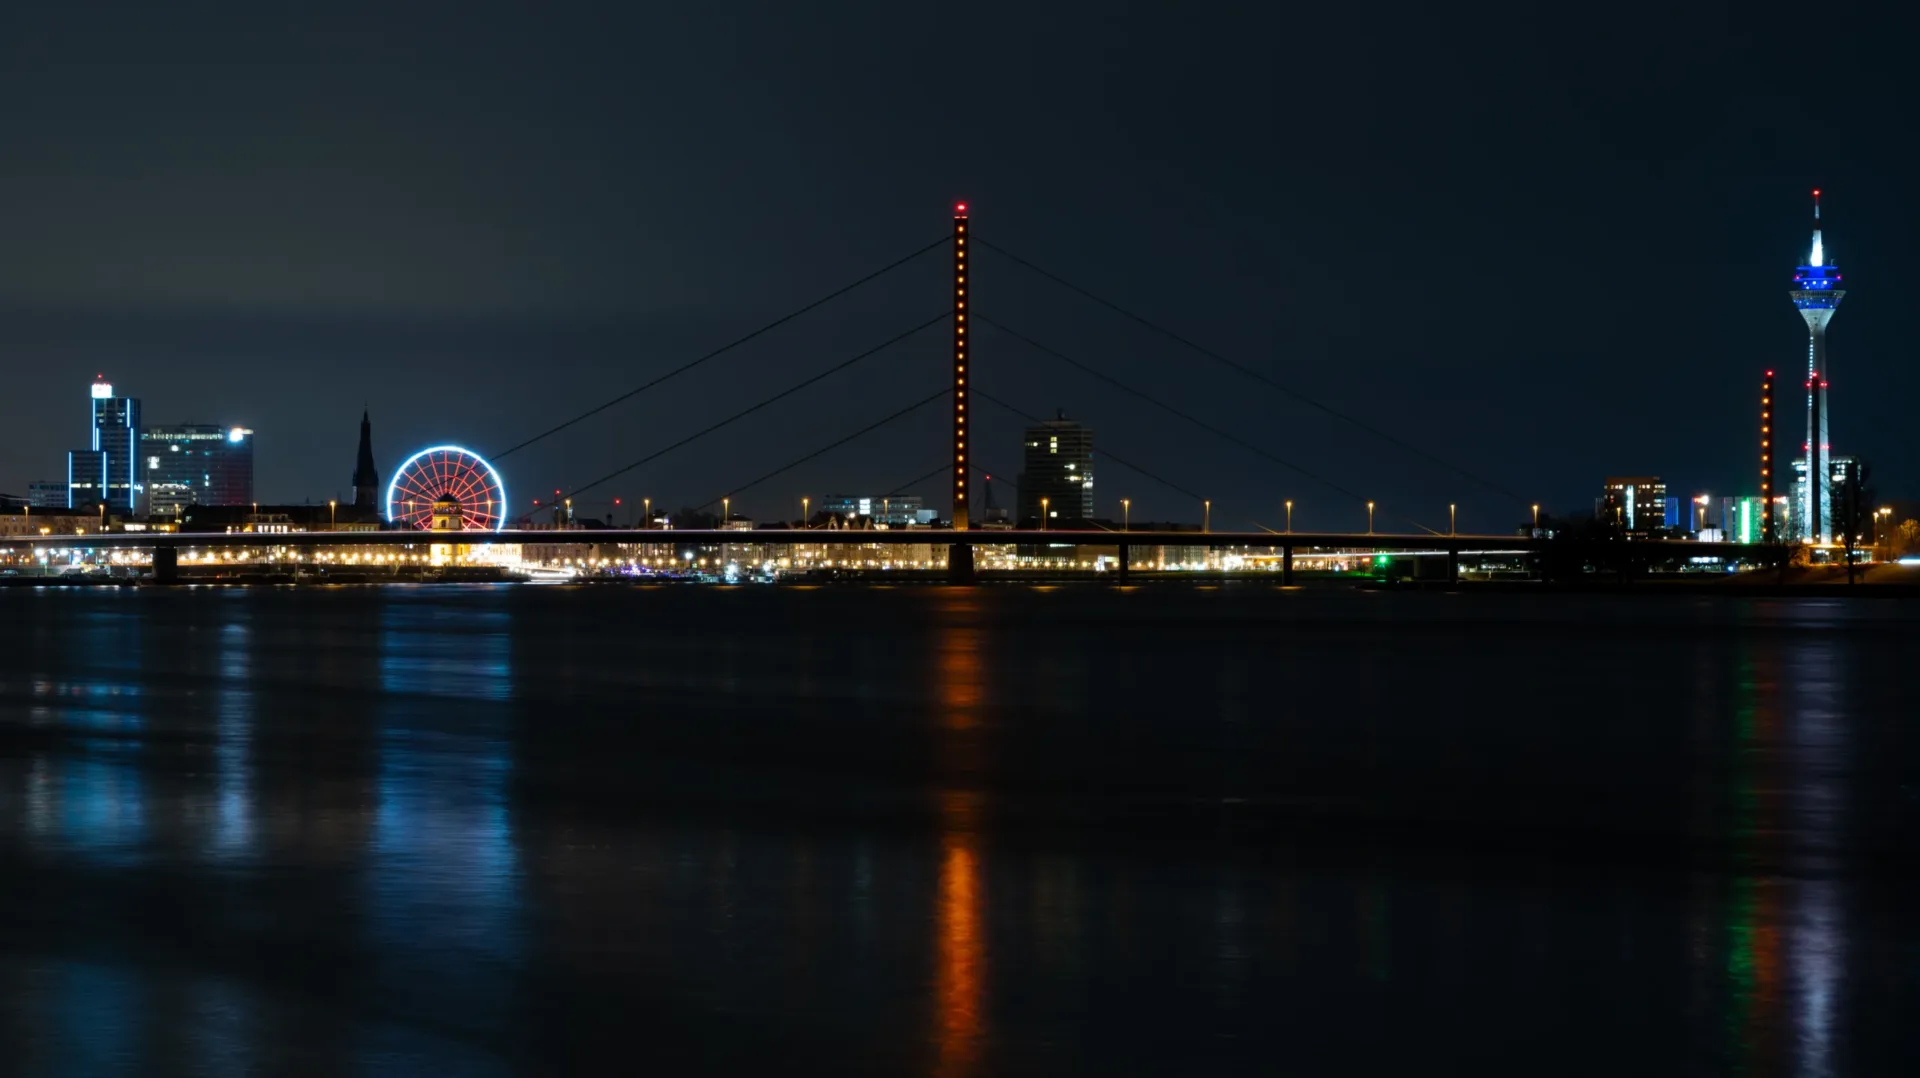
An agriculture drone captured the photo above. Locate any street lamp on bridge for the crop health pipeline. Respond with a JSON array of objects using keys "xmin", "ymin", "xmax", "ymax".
[
  {"xmin": 1203, "ymin": 500, "xmax": 1211, "ymax": 533},
  {"xmin": 1367, "ymin": 501, "xmax": 1375, "ymax": 536},
  {"xmin": 1532, "ymin": 503, "xmax": 1540, "ymax": 533},
  {"xmin": 1040, "ymin": 496, "xmax": 1049, "ymax": 531},
  {"xmin": 801, "ymin": 496, "xmax": 809, "ymax": 528},
  {"xmin": 1121, "ymin": 498, "xmax": 1130, "ymax": 532},
  {"xmin": 1449, "ymin": 503, "xmax": 1456, "ymax": 536},
  {"xmin": 1285, "ymin": 499, "xmax": 1293, "ymax": 535}
]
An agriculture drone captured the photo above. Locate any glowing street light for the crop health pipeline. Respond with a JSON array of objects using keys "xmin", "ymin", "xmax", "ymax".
[
  {"xmin": 1449, "ymin": 503, "xmax": 1456, "ymax": 536},
  {"xmin": 1694, "ymin": 494, "xmax": 1710, "ymax": 533},
  {"xmin": 722, "ymin": 496, "xmax": 730, "ymax": 525},
  {"xmin": 801, "ymin": 496, "xmax": 809, "ymax": 529},
  {"xmin": 644, "ymin": 496, "xmax": 652, "ymax": 528},
  {"xmin": 1285, "ymin": 499, "xmax": 1293, "ymax": 535},
  {"xmin": 1367, "ymin": 501, "xmax": 1375, "ymax": 535},
  {"xmin": 329, "ymin": 499, "xmax": 337, "ymax": 529},
  {"xmin": 1204, "ymin": 499, "xmax": 1211, "ymax": 533},
  {"xmin": 1121, "ymin": 498, "xmax": 1130, "ymax": 531},
  {"xmin": 1532, "ymin": 503, "xmax": 1540, "ymax": 532},
  {"xmin": 1040, "ymin": 496, "xmax": 1050, "ymax": 531}
]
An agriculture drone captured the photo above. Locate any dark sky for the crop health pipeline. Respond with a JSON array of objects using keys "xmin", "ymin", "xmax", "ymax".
[{"xmin": 1, "ymin": 2, "xmax": 1912, "ymax": 531}]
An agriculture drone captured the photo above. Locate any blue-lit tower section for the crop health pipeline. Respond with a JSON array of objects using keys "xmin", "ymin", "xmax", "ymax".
[
  {"xmin": 67, "ymin": 377, "xmax": 141, "ymax": 512},
  {"xmin": 1789, "ymin": 190, "xmax": 1844, "ymax": 543}
]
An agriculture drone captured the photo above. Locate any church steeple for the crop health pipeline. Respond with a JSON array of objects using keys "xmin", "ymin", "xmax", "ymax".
[{"xmin": 352, "ymin": 410, "xmax": 380, "ymax": 509}]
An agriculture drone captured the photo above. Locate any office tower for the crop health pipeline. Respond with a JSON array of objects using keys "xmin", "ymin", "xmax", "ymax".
[
  {"xmin": 1018, "ymin": 411, "xmax": 1094, "ymax": 523},
  {"xmin": 67, "ymin": 450, "xmax": 106, "ymax": 510},
  {"xmin": 1721, "ymin": 495, "xmax": 1792, "ymax": 545},
  {"xmin": 1790, "ymin": 453, "xmax": 1863, "ymax": 542},
  {"xmin": 352, "ymin": 411, "xmax": 380, "ymax": 509},
  {"xmin": 142, "ymin": 425, "xmax": 255, "ymax": 517},
  {"xmin": 1789, "ymin": 191, "xmax": 1844, "ymax": 542},
  {"xmin": 68, "ymin": 377, "xmax": 140, "ymax": 511},
  {"xmin": 1597, "ymin": 476, "xmax": 1668, "ymax": 535}
]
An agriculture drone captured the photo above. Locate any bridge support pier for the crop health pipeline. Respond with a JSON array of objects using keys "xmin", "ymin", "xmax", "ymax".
[
  {"xmin": 151, "ymin": 546, "xmax": 179, "ymax": 585},
  {"xmin": 946, "ymin": 543, "xmax": 975, "ymax": 586},
  {"xmin": 1447, "ymin": 546, "xmax": 1459, "ymax": 585},
  {"xmin": 1282, "ymin": 543, "xmax": 1294, "ymax": 586},
  {"xmin": 1113, "ymin": 543, "xmax": 1130, "ymax": 584}
]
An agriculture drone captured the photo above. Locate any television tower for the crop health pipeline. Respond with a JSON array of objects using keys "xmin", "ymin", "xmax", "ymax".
[{"xmin": 1789, "ymin": 190, "xmax": 1844, "ymax": 543}]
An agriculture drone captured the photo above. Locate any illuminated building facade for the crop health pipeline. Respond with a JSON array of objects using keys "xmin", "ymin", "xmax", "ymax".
[
  {"xmin": 817, "ymin": 496, "xmax": 933, "ymax": 526},
  {"xmin": 1719, "ymin": 496, "xmax": 1791, "ymax": 545},
  {"xmin": 67, "ymin": 378, "xmax": 140, "ymax": 511},
  {"xmin": 1019, "ymin": 412, "xmax": 1094, "ymax": 523},
  {"xmin": 1597, "ymin": 476, "xmax": 1671, "ymax": 535},
  {"xmin": 1789, "ymin": 454, "xmax": 1862, "ymax": 542},
  {"xmin": 142, "ymin": 424, "xmax": 255, "ymax": 517},
  {"xmin": 1789, "ymin": 190, "xmax": 1844, "ymax": 542}
]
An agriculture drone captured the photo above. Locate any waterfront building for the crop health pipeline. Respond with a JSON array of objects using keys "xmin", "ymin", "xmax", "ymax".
[
  {"xmin": 67, "ymin": 378, "xmax": 141, "ymax": 512},
  {"xmin": 816, "ymin": 496, "xmax": 932, "ymax": 527},
  {"xmin": 1788, "ymin": 191, "xmax": 1845, "ymax": 542},
  {"xmin": 1718, "ymin": 496, "xmax": 1791, "ymax": 544},
  {"xmin": 1597, "ymin": 477, "xmax": 1669, "ymax": 535},
  {"xmin": 27, "ymin": 480, "xmax": 67, "ymax": 509},
  {"xmin": 142, "ymin": 425, "xmax": 254, "ymax": 517},
  {"xmin": 1789, "ymin": 454, "xmax": 1865, "ymax": 542},
  {"xmin": 1018, "ymin": 411, "xmax": 1094, "ymax": 523}
]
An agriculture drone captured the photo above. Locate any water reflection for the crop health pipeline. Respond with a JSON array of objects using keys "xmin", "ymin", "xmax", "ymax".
[
  {"xmin": 0, "ymin": 589, "xmax": 1910, "ymax": 1075},
  {"xmin": 1717, "ymin": 631, "xmax": 1850, "ymax": 1078},
  {"xmin": 931, "ymin": 590, "xmax": 987, "ymax": 1077},
  {"xmin": 208, "ymin": 617, "xmax": 254, "ymax": 860},
  {"xmin": 369, "ymin": 595, "xmax": 521, "ymax": 964},
  {"xmin": 934, "ymin": 790, "xmax": 984, "ymax": 1078}
]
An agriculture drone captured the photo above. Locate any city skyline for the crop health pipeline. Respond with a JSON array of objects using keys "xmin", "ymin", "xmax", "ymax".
[
  {"xmin": 0, "ymin": 8, "xmax": 1914, "ymax": 529},
  {"xmin": 8, "ymin": 186, "xmax": 1896, "ymax": 535}
]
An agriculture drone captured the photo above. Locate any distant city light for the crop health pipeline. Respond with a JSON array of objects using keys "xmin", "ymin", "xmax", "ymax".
[
  {"xmin": 91, "ymin": 382, "xmax": 113, "ymax": 399},
  {"xmin": 227, "ymin": 427, "xmax": 250, "ymax": 443}
]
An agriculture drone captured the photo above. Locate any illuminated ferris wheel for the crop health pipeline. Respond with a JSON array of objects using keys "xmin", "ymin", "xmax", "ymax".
[{"xmin": 385, "ymin": 446, "xmax": 508, "ymax": 531}]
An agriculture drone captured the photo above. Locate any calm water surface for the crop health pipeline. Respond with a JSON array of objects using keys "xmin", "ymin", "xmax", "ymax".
[{"xmin": 0, "ymin": 585, "xmax": 1916, "ymax": 1075}]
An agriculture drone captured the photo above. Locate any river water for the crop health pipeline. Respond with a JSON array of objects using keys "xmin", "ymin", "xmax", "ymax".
[{"xmin": 0, "ymin": 585, "xmax": 1914, "ymax": 1075}]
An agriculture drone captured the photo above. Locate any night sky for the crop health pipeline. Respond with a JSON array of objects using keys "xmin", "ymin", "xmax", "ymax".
[{"xmin": 0, "ymin": 3, "xmax": 1912, "ymax": 531}]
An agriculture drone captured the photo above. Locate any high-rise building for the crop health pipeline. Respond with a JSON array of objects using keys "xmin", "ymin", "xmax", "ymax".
[
  {"xmin": 1719, "ymin": 495, "xmax": 1791, "ymax": 545},
  {"xmin": 1597, "ymin": 476, "xmax": 1669, "ymax": 535},
  {"xmin": 1789, "ymin": 454, "xmax": 1863, "ymax": 542},
  {"xmin": 352, "ymin": 411, "xmax": 380, "ymax": 510},
  {"xmin": 1018, "ymin": 412, "xmax": 1094, "ymax": 523},
  {"xmin": 142, "ymin": 425, "xmax": 255, "ymax": 517},
  {"xmin": 1789, "ymin": 191, "xmax": 1845, "ymax": 542},
  {"xmin": 67, "ymin": 377, "xmax": 140, "ymax": 511}
]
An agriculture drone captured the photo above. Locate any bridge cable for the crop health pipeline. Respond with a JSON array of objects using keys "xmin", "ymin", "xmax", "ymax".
[
  {"xmin": 693, "ymin": 386, "xmax": 950, "ymax": 513},
  {"xmin": 978, "ymin": 240, "xmax": 1527, "ymax": 505},
  {"xmin": 973, "ymin": 388, "xmax": 1209, "ymax": 505},
  {"xmin": 980, "ymin": 318, "xmax": 1368, "ymax": 506},
  {"xmin": 561, "ymin": 312, "xmax": 949, "ymax": 499},
  {"xmin": 494, "ymin": 234, "xmax": 952, "ymax": 461}
]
